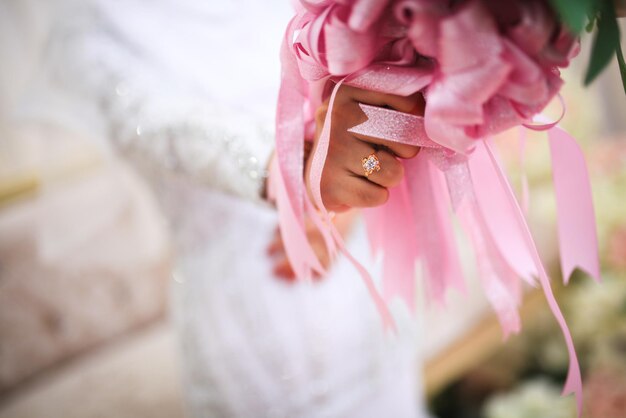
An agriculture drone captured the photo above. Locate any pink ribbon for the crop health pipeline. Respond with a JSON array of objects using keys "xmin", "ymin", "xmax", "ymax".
[
  {"xmin": 308, "ymin": 79, "xmax": 397, "ymax": 330},
  {"xmin": 348, "ymin": 105, "xmax": 593, "ymax": 411},
  {"xmin": 480, "ymin": 141, "xmax": 585, "ymax": 412},
  {"xmin": 274, "ymin": 15, "xmax": 328, "ymax": 280},
  {"xmin": 548, "ymin": 127, "xmax": 601, "ymax": 284},
  {"xmin": 271, "ymin": 1, "xmax": 595, "ymax": 414},
  {"xmin": 406, "ymin": 153, "xmax": 466, "ymax": 304}
]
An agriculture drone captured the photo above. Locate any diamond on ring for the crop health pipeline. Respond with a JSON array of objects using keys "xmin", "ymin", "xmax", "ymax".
[{"xmin": 362, "ymin": 153, "xmax": 381, "ymax": 177}]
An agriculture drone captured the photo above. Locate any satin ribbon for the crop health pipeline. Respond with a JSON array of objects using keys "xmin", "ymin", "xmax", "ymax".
[
  {"xmin": 348, "ymin": 104, "xmax": 597, "ymax": 412},
  {"xmin": 273, "ymin": 15, "xmax": 326, "ymax": 280},
  {"xmin": 271, "ymin": 0, "xmax": 595, "ymax": 415},
  {"xmin": 307, "ymin": 79, "xmax": 396, "ymax": 330}
]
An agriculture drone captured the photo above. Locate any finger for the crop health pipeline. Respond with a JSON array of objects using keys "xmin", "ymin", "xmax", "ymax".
[
  {"xmin": 273, "ymin": 257, "xmax": 296, "ymax": 281},
  {"xmin": 267, "ymin": 228, "xmax": 284, "ymax": 255},
  {"xmin": 267, "ymin": 238, "xmax": 284, "ymax": 256},
  {"xmin": 339, "ymin": 84, "xmax": 424, "ymax": 114},
  {"xmin": 309, "ymin": 235, "xmax": 330, "ymax": 270},
  {"xmin": 323, "ymin": 174, "xmax": 389, "ymax": 210},
  {"xmin": 351, "ymin": 131, "xmax": 421, "ymax": 159},
  {"xmin": 344, "ymin": 140, "xmax": 404, "ymax": 188},
  {"xmin": 337, "ymin": 85, "xmax": 423, "ymax": 159}
]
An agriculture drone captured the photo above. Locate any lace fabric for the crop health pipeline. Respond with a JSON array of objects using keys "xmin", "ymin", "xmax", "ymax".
[{"xmin": 41, "ymin": 7, "xmax": 275, "ymax": 201}]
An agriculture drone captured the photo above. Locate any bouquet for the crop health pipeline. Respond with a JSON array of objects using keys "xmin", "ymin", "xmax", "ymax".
[{"xmin": 269, "ymin": 0, "xmax": 608, "ymax": 414}]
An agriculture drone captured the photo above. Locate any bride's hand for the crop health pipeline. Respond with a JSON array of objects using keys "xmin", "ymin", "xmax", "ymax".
[
  {"xmin": 267, "ymin": 86, "xmax": 423, "ymax": 280},
  {"xmin": 268, "ymin": 211, "xmax": 357, "ymax": 281},
  {"xmin": 306, "ymin": 84, "xmax": 424, "ymax": 212}
]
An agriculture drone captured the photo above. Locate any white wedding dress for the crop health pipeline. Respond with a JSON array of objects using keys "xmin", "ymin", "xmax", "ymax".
[{"xmin": 17, "ymin": 0, "xmax": 429, "ymax": 416}]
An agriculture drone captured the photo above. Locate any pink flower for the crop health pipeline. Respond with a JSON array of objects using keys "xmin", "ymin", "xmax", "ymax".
[
  {"xmin": 607, "ymin": 227, "xmax": 626, "ymax": 270},
  {"xmin": 584, "ymin": 369, "xmax": 626, "ymax": 418}
]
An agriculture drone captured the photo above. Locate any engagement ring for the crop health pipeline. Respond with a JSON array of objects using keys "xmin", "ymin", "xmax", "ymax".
[{"xmin": 362, "ymin": 153, "xmax": 381, "ymax": 177}]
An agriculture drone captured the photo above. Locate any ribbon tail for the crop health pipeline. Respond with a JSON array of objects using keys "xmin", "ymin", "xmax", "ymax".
[
  {"xmin": 446, "ymin": 156, "xmax": 522, "ymax": 336},
  {"xmin": 305, "ymin": 195, "xmax": 337, "ymax": 260},
  {"xmin": 362, "ymin": 204, "xmax": 385, "ymax": 258},
  {"xmin": 272, "ymin": 16, "xmax": 323, "ymax": 279},
  {"xmin": 307, "ymin": 80, "xmax": 396, "ymax": 331},
  {"xmin": 276, "ymin": 18, "xmax": 307, "ymax": 217},
  {"xmin": 363, "ymin": 179, "xmax": 418, "ymax": 312},
  {"xmin": 482, "ymin": 141, "xmax": 583, "ymax": 415},
  {"xmin": 467, "ymin": 141, "xmax": 538, "ymax": 284},
  {"xmin": 269, "ymin": 160, "xmax": 325, "ymax": 278},
  {"xmin": 457, "ymin": 195, "xmax": 522, "ymax": 337},
  {"xmin": 548, "ymin": 126, "xmax": 601, "ymax": 284},
  {"xmin": 518, "ymin": 127, "xmax": 530, "ymax": 215},
  {"xmin": 331, "ymin": 224, "xmax": 397, "ymax": 333},
  {"xmin": 407, "ymin": 153, "xmax": 465, "ymax": 306}
]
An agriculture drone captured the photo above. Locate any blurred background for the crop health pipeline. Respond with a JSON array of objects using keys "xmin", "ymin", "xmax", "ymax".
[{"xmin": 0, "ymin": 2, "xmax": 625, "ymax": 418}]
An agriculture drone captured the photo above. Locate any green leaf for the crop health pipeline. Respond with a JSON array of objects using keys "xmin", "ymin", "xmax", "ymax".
[
  {"xmin": 615, "ymin": 42, "xmax": 626, "ymax": 95},
  {"xmin": 584, "ymin": 0, "xmax": 620, "ymax": 86},
  {"xmin": 585, "ymin": 14, "xmax": 597, "ymax": 33},
  {"xmin": 549, "ymin": 0, "xmax": 595, "ymax": 33}
]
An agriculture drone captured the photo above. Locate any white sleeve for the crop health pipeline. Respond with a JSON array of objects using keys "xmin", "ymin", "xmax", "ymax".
[
  {"xmin": 39, "ymin": 0, "xmax": 287, "ymax": 201},
  {"xmin": 99, "ymin": 69, "xmax": 275, "ymax": 201}
]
